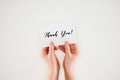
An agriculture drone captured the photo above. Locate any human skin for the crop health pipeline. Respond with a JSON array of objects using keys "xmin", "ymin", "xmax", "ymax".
[
  {"xmin": 58, "ymin": 41, "xmax": 78, "ymax": 80},
  {"xmin": 42, "ymin": 41, "xmax": 78, "ymax": 80},
  {"xmin": 42, "ymin": 42, "xmax": 60, "ymax": 80}
]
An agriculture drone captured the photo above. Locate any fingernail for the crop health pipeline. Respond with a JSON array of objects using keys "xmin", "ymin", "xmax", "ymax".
[
  {"xmin": 50, "ymin": 41, "xmax": 54, "ymax": 45},
  {"xmin": 65, "ymin": 41, "xmax": 69, "ymax": 45}
]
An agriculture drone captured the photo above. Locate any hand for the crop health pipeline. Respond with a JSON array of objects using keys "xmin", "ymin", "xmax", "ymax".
[
  {"xmin": 58, "ymin": 41, "xmax": 78, "ymax": 80},
  {"xmin": 42, "ymin": 42, "xmax": 60, "ymax": 80}
]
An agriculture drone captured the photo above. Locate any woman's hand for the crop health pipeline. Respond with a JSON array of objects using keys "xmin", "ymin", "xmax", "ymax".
[
  {"xmin": 42, "ymin": 41, "xmax": 78, "ymax": 80},
  {"xmin": 42, "ymin": 42, "xmax": 60, "ymax": 80},
  {"xmin": 58, "ymin": 41, "xmax": 78, "ymax": 80}
]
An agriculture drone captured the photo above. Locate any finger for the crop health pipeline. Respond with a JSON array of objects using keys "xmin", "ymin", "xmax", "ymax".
[
  {"xmin": 42, "ymin": 47, "xmax": 48, "ymax": 56},
  {"xmin": 65, "ymin": 41, "xmax": 72, "ymax": 56},
  {"xmin": 48, "ymin": 41, "xmax": 55, "ymax": 56},
  {"xmin": 54, "ymin": 46, "xmax": 58, "ymax": 50},
  {"xmin": 58, "ymin": 45, "xmax": 65, "ymax": 53},
  {"xmin": 73, "ymin": 43, "xmax": 78, "ymax": 55},
  {"xmin": 70, "ymin": 43, "xmax": 78, "ymax": 55},
  {"xmin": 54, "ymin": 54, "xmax": 59, "ymax": 62}
]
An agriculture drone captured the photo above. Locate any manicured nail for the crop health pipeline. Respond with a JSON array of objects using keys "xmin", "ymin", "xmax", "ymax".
[
  {"xmin": 65, "ymin": 41, "xmax": 69, "ymax": 45},
  {"xmin": 50, "ymin": 41, "xmax": 54, "ymax": 45}
]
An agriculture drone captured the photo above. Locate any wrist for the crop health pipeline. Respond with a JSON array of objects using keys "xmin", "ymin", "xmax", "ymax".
[
  {"xmin": 49, "ymin": 69, "xmax": 59, "ymax": 80},
  {"xmin": 64, "ymin": 68, "xmax": 74, "ymax": 80},
  {"xmin": 63, "ymin": 65, "xmax": 72, "ymax": 72}
]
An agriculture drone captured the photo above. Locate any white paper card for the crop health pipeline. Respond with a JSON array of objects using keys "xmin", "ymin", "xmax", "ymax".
[{"xmin": 40, "ymin": 24, "xmax": 77, "ymax": 47}]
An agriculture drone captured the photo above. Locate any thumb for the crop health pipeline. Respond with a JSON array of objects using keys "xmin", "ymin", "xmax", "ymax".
[
  {"xmin": 65, "ymin": 41, "xmax": 72, "ymax": 56},
  {"xmin": 48, "ymin": 41, "xmax": 55, "ymax": 56}
]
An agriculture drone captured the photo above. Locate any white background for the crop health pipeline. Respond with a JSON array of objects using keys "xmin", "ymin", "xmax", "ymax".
[{"xmin": 0, "ymin": 0, "xmax": 120, "ymax": 80}]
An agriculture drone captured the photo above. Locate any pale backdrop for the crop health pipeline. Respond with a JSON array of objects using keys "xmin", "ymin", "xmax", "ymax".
[{"xmin": 0, "ymin": 0, "xmax": 120, "ymax": 80}]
